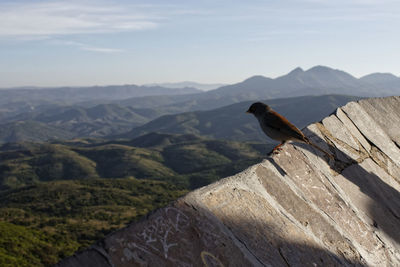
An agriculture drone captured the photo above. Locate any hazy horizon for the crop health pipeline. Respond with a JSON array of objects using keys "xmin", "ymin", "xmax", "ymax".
[
  {"xmin": 1, "ymin": 0, "xmax": 400, "ymax": 87},
  {"xmin": 1, "ymin": 65, "xmax": 398, "ymax": 89}
]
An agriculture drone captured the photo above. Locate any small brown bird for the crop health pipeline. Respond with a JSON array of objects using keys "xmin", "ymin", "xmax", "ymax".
[{"xmin": 246, "ymin": 102, "xmax": 333, "ymax": 158}]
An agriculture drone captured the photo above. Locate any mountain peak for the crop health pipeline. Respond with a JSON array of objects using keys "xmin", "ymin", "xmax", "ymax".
[
  {"xmin": 288, "ymin": 67, "xmax": 304, "ymax": 75},
  {"xmin": 304, "ymin": 65, "xmax": 358, "ymax": 81},
  {"xmin": 360, "ymin": 73, "xmax": 400, "ymax": 83},
  {"xmin": 243, "ymin": 75, "xmax": 271, "ymax": 82},
  {"xmin": 306, "ymin": 65, "xmax": 336, "ymax": 73}
]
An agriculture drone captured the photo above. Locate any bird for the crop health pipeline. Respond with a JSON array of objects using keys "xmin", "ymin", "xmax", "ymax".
[{"xmin": 246, "ymin": 102, "xmax": 334, "ymax": 159}]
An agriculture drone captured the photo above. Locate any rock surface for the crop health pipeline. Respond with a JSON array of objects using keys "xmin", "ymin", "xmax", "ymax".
[{"xmin": 57, "ymin": 97, "xmax": 400, "ymax": 267}]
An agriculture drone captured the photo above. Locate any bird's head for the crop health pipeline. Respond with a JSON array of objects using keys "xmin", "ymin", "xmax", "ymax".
[{"xmin": 246, "ymin": 102, "xmax": 271, "ymax": 117}]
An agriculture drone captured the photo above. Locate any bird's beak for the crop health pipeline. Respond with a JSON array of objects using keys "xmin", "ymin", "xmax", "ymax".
[{"xmin": 246, "ymin": 109, "xmax": 250, "ymax": 114}]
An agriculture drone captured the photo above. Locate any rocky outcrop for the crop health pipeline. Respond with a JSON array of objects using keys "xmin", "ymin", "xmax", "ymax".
[{"xmin": 57, "ymin": 97, "xmax": 400, "ymax": 267}]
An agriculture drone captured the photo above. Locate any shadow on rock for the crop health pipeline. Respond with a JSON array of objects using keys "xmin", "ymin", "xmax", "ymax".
[{"xmin": 287, "ymin": 131, "xmax": 400, "ymax": 247}]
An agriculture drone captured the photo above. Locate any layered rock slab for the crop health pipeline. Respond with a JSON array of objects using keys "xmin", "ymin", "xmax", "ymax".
[{"xmin": 58, "ymin": 96, "xmax": 400, "ymax": 267}]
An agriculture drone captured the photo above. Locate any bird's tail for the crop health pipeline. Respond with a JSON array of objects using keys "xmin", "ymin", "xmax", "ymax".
[{"xmin": 307, "ymin": 140, "xmax": 334, "ymax": 159}]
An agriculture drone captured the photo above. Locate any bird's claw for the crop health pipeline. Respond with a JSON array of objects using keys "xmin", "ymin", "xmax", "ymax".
[
  {"xmin": 271, "ymin": 146, "xmax": 283, "ymax": 155},
  {"xmin": 272, "ymin": 148, "xmax": 281, "ymax": 154}
]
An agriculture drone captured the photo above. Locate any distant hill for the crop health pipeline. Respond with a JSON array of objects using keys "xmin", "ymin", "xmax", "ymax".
[
  {"xmin": 0, "ymin": 84, "xmax": 201, "ymax": 134},
  {"xmin": 0, "ymin": 104, "xmax": 163, "ymax": 141},
  {"xmin": 117, "ymin": 95, "xmax": 361, "ymax": 142},
  {"xmin": 360, "ymin": 72, "xmax": 400, "ymax": 83},
  {"xmin": 0, "ymin": 121, "xmax": 75, "ymax": 144},
  {"xmin": 0, "ymin": 133, "xmax": 271, "ymax": 190},
  {"xmin": 360, "ymin": 72, "xmax": 400, "ymax": 90},
  {"xmin": 0, "ymin": 84, "xmax": 201, "ymax": 113},
  {"xmin": 144, "ymin": 81, "xmax": 226, "ymax": 91}
]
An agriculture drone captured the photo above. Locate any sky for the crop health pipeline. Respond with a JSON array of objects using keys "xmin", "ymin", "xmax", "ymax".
[{"xmin": 1, "ymin": 0, "xmax": 400, "ymax": 87}]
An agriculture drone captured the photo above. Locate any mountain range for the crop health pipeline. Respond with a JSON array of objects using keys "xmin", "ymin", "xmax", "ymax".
[
  {"xmin": 0, "ymin": 95, "xmax": 360, "ymax": 144},
  {"xmin": 113, "ymin": 66, "xmax": 400, "ymax": 113},
  {"xmin": 117, "ymin": 95, "xmax": 361, "ymax": 142},
  {"xmin": 0, "ymin": 65, "xmax": 399, "ymax": 144},
  {"xmin": 210, "ymin": 66, "xmax": 400, "ymax": 98}
]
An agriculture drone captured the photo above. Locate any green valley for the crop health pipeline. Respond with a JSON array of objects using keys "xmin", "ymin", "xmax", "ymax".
[{"xmin": 0, "ymin": 133, "xmax": 271, "ymax": 266}]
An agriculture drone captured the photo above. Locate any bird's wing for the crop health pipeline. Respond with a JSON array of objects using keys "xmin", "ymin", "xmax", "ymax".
[{"xmin": 264, "ymin": 110, "xmax": 306, "ymax": 141}]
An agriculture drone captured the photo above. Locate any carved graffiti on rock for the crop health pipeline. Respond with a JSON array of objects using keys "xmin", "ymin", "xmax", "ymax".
[
  {"xmin": 201, "ymin": 251, "xmax": 224, "ymax": 267},
  {"xmin": 120, "ymin": 207, "xmax": 193, "ymax": 265}
]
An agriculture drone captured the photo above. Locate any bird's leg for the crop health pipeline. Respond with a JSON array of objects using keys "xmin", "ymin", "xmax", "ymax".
[{"xmin": 272, "ymin": 141, "xmax": 285, "ymax": 153}]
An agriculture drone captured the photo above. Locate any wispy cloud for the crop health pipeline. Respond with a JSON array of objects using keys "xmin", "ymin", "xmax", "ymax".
[
  {"xmin": 80, "ymin": 46, "xmax": 123, "ymax": 53},
  {"xmin": 0, "ymin": 1, "xmax": 159, "ymax": 37},
  {"xmin": 246, "ymin": 30, "xmax": 320, "ymax": 42},
  {"xmin": 50, "ymin": 40, "xmax": 124, "ymax": 53},
  {"xmin": 295, "ymin": 0, "xmax": 400, "ymax": 5}
]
